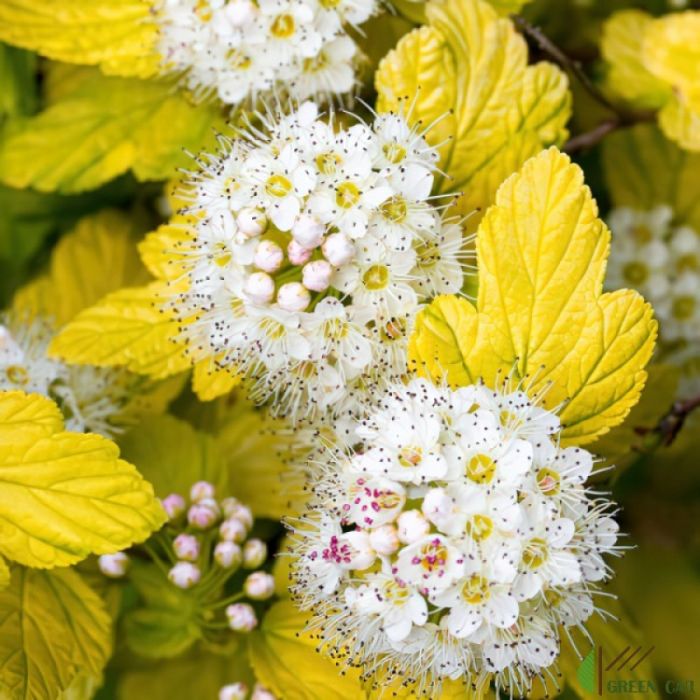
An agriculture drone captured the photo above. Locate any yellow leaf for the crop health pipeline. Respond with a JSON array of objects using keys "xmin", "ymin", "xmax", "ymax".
[
  {"xmin": 138, "ymin": 220, "xmax": 195, "ymax": 282},
  {"xmin": 193, "ymin": 357, "xmax": 241, "ymax": 402},
  {"xmin": 0, "ymin": 557, "xmax": 8, "ymax": 590},
  {"xmin": 0, "ymin": 0, "xmax": 159, "ymax": 78},
  {"xmin": 376, "ymin": 0, "xmax": 570, "ymax": 226},
  {"xmin": 486, "ymin": 0, "xmax": 531, "ymax": 13},
  {"xmin": 0, "ymin": 567, "xmax": 111, "ymax": 700},
  {"xmin": 248, "ymin": 600, "xmax": 365, "ymax": 700},
  {"xmin": 49, "ymin": 283, "xmax": 190, "ymax": 380},
  {"xmin": 602, "ymin": 124, "xmax": 700, "ymax": 232},
  {"xmin": 13, "ymin": 209, "xmax": 149, "ymax": 325},
  {"xmin": 600, "ymin": 10, "xmax": 671, "ymax": 110},
  {"xmin": 658, "ymin": 95, "xmax": 700, "ymax": 153},
  {"xmin": 0, "ymin": 431, "xmax": 166, "ymax": 568},
  {"xmin": 0, "ymin": 391, "xmax": 63, "ymax": 444},
  {"xmin": 0, "ymin": 69, "xmax": 222, "ymax": 194},
  {"xmin": 409, "ymin": 149, "xmax": 656, "ymax": 445}
]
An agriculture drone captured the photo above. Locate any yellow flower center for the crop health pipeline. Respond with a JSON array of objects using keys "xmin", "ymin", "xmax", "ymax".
[
  {"xmin": 460, "ymin": 574, "xmax": 490, "ymax": 604},
  {"xmin": 544, "ymin": 588, "xmax": 562, "ymax": 606},
  {"xmin": 335, "ymin": 181, "xmax": 361, "ymax": 209},
  {"xmin": 622, "ymin": 261, "xmax": 649, "ymax": 285},
  {"xmin": 261, "ymin": 318, "xmax": 287, "ymax": 340},
  {"xmin": 380, "ymin": 318, "xmax": 406, "ymax": 342},
  {"xmin": 632, "ymin": 224, "xmax": 653, "ymax": 244},
  {"xmin": 223, "ymin": 176, "xmax": 241, "ymax": 194},
  {"xmin": 5, "ymin": 365, "xmax": 29, "ymax": 386},
  {"xmin": 382, "ymin": 142, "xmax": 407, "ymax": 164},
  {"xmin": 499, "ymin": 409, "xmax": 522, "ymax": 429},
  {"xmin": 384, "ymin": 580, "xmax": 410, "ymax": 604},
  {"xmin": 265, "ymin": 174, "xmax": 293, "ymax": 198},
  {"xmin": 466, "ymin": 453, "xmax": 496, "ymax": 484},
  {"xmin": 415, "ymin": 239, "xmax": 440, "ymax": 267},
  {"xmin": 363, "ymin": 264, "xmax": 390, "ymax": 290},
  {"xmin": 465, "ymin": 514, "xmax": 493, "ymax": 541},
  {"xmin": 522, "ymin": 537, "xmax": 548, "ymax": 570},
  {"xmin": 536, "ymin": 467, "xmax": 561, "ymax": 495},
  {"xmin": 227, "ymin": 49, "xmax": 252, "ymax": 70},
  {"xmin": 676, "ymin": 254, "xmax": 698, "ymax": 272},
  {"xmin": 672, "ymin": 295, "xmax": 696, "ymax": 320},
  {"xmin": 212, "ymin": 241, "xmax": 231, "ymax": 267},
  {"xmin": 316, "ymin": 152, "xmax": 342, "ymax": 175},
  {"xmin": 380, "ymin": 196, "xmax": 408, "ymax": 223},
  {"xmin": 417, "ymin": 540, "xmax": 448, "ymax": 572},
  {"xmin": 303, "ymin": 52, "xmax": 329, "ymax": 73},
  {"xmin": 270, "ymin": 13, "xmax": 296, "ymax": 38},
  {"xmin": 398, "ymin": 445, "xmax": 423, "ymax": 467},
  {"xmin": 195, "ymin": 0, "xmax": 213, "ymax": 21}
]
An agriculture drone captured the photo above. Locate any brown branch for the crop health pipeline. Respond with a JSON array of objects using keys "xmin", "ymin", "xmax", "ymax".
[
  {"xmin": 636, "ymin": 393, "xmax": 700, "ymax": 448},
  {"xmin": 563, "ymin": 119, "xmax": 619, "ymax": 153}
]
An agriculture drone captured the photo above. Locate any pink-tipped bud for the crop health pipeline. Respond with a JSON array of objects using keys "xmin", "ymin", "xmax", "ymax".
[
  {"xmin": 368, "ymin": 524, "xmax": 400, "ymax": 555},
  {"xmin": 215, "ymin": 541, "xmax": 243, "ymax": 569},
  {"xmin": 243, "ymin": 539, "xmax": 267, "ymax": 569},
  {"xmin": 244, "ymin": 571, "xmax": 275, "ymax": 600},
  {"xmin": 252, "ymin": 684, "xmax": 277, "ymax": 700},
  {"xmin": 221, "ymin": 497, "xmax": 240, "ymax": 517},
  {"xmin": 98, "ymin": 552, "xmax": 129, "ymax": 579},
  {"xmin": 292, "ymin": 214, "xmax": 325, "ymax": 249},
  {"xmin": 226, "ymin": 603, "xmax": 258, "ymax": 632},
  {"xmin": 225, "ymin": 503, "xmax": 253, "ymax": 529},
  {"xmin": 322, "ymin": 232, "xmax": 354, "ymax": 266},
  {"xmin": 302, "ymin": 260, "xmax": 332, "ymax": 292},
  {"xmin": 277, "ymin": 282, "xmax": 310, "ymax": 311},
  {"xmin": 254, "ymin": 240, "xmax": 284, "ymax": 273},
  {"xmin": 397, "ymin": 510, "xmax": 430, "ymax": 544},
  {"xmin": 190, "ymin": 481, "xmax": 215, "ymax": 503},
  {"xmin": 236, "ymin": 207, "xmax": 267, "ymax": 238},
  {"xmin": 287, "ymin": 239, "xmax": 313, "ymax": 266},
  {"xmin": 168, "ymin": 561, "xmax": 201, "ymax": 589},
  {"xmin": 173, "ymin": 533, "xmax": 200, "ymax": 562},
  {"xmin": 188, "ymin": 502, "xmax": 220, "ymax": 530},
  {"xmin": 219, "ymin": 517, "xmax": 248, "ymax": 543},
  {"xmin": 244, "ymin": 272, "xmax": 275, "ymax": 304},
  {"xmin": 219, "ymin": 683, "xmax": 248, "ymax": 700},
  {"xmin": 161, "ymin": 493, "xmax": 186, "ymax": 521}
]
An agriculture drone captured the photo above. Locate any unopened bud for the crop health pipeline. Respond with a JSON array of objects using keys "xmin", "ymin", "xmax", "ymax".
[
  {"xmin": 223, "ymin": 0, "xmax": 257, "ymax": 27},
  {"xmin": 221, "ymin": 497, "xmax": 240, "ymax": 517},
  {"xmin": 98, "ymin": 552, "xmax": 129, "ymax": 578},
  {"xmin": 220, "ymin": 517, "xmax": 247, "ymax": 543},
  {"xmin": 215, "ymin": 541, "xmax": 242, "ymax": 569},
  {"xmin": 244, "ymin": 571, "xmax": 275, "ymax": 600},
  {"xmin": 244, "ymin": 272, "xmax": 275, "ymax": 304},
  {"xmin": 190, "ymin": 481, "xmax": 216, "ymax": 503},
  {"xmin": 225, "ymin": 503, "xmax": 253, "ymax": 529},
  {"xmin": 252, "ymin": 684, "xmax": 277, "ymax": 700},
  {"xmin": 243, "ymin": 539, "xmax": 267, "ymax": 569},
  {"xmin": 254, "ymin": 240, "xmax": 284, "ymax": 273},
  {"xmin": 173, "ymin": 533, "xmax": 200, "ymax": 562},
  {"xmin": 292, "ymin": 214, "xmax": 325, "ymax": 249},
  {"xmin": 397, "ymin": 510, "xmax": 430, "ymax": 544},
  {"xmin": 168, "ymin": 561, "xmax": 201, "ymax": 589},
  {"xmin": 188, "ymin": 502, "xmax": 220, "ymax": 530},
  {"xmin": 287, "ymin": 239, "xmax": 312, "ymax": 265},
  {"xmin": 237, "ymin": 207, "xmax": 267, "ymax": 238},
  {"xmin": 322, "ymin": 232, "xmax": 354, "ymax": 266},
  {"xmin": 226, "ymin": 603, "xmax": 258, "ymax": 632},
  {"xmin": 302, "ymin": 260, "xmax": 332, "ymax": 292},
  {"xmin": 219, "ymin": 683, "xmax": 248, "ymax": 700},
  {"xmin": 277, "ymin": 282, "xmax": 310, "ymax": 311},
  {"xmin": 368, "ymin": 524, "xmax": 400, "ymax": 555},
  {"xmin": 161, "ymin": 493, "xmax": 186, "ymax": 521}
]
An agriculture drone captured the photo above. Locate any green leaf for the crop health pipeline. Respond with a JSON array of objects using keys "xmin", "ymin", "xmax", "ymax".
[
  {"xmin": 0, "ymin": 43, "xmax": 37, "ymax": 118},
  {"xmin": 0, "ymin": 567, "xmax": 111, "ymax": 700},
  {"xmin": 0, "ymin": 68, "xmax": 222, "ymax": 194}
]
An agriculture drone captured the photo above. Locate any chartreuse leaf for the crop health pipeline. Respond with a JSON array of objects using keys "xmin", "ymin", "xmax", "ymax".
[
  {"xmin": 0, "ymin": 566, "xmax": 111, "ymax": 700},
  {"xmin": 409, "ymin": 148, "xmax": 657, "ymax": 446},
  {"xmin": 13, "ymin": 209, "xmax": 149, "ymax": 325},
  {"xmin": 49, "ymin": 282, "xmax": 190, "ymax": 380},
  {"xmin": 0, "ymin": 391, "xmax": 63, "ymax": 444},
  {"xmin": 192, "ymin": 357, "xmax": 241, "ymax": 402},
  {"xmin": 602, "ymin": 124, "xmax": 700, "ymax": 232},
  {"xmin": 0, "ymin": 0, "xmax": 159, "ymax": 78},
  {"xmin": 0, "ymin": 557, "xmax": 8, "ymax": 589},
  {"xmin": 375, "ymin": 0, "xmax": 570, "ymax": 225},
  {"xmin": 248, "ymin": 600, "xmax": 365, "ymax": 700},
  {"xmin": 0, "ymin": 394, "xmax": 166, "ymax": 567},
  {"xmin": 0, "ymin": 68, "xmax": 222, "ymax": 194},
  {"xmin": 0, "ymin": 43, "xmax": 37, "ymax": 118}
]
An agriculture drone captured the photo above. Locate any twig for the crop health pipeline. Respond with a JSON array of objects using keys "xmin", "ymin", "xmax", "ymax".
[
  {"xmin": 636, "ymin": 393, "xmax": 700, "ymax": 448},
  {"xmin": 562, "ymin": 119, "xmax": 619, "ymax": 153}
]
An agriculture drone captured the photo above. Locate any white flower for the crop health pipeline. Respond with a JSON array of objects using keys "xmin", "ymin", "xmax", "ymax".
[{"xmin": 395, "ymin": 535, "xmax": 466, "ymax": 595}]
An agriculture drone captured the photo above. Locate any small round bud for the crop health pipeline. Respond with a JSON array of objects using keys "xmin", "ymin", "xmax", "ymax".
[
  {"xmin": 161, "ymin": 493, "xmax": 186, "ymax": 521},
  {"xmin": 226, "ymin": 603, "xmax": 258, "ymax": 632},
  {"xmin": 244, "ymin": 571, "xmax": 275, "ymax": 600},
  {"xmin": 302, "ymin": 259, "xmax": 333, "ymax": 292},
  {"xmin": 252, "ymin": 684, "xmax": 277, "ymax": 700},
  {"xmin": 225, "ymin": 503, "xmax": 253, "ymax": 530},
  {"xmin": 292, "ymin": 214, "xmax": 325, "ymax": 249},
  {"xmin": 322, "ymin": 232, "xmax": 354, "ymax": 266},
  {"xmin": 173, "ymin": 533, "xmax": 200, "ymax": 562},
  {"xmin": 168, "ymin": 561, "xmax": 201, "ymax": 589},
  {"xmin": 219, "ymin": 683, "xmax": 248, "ymax": 700},
  {"xmin": 254, "ymin": 240, "xmax": 284, "ymax": 273},
  {"xmin": 368, "ymin": 524, "xmax": 400, "ymax": 555},
  {"xmin": 190, "ymin": 481, "xmax": 215, "ymax": 503},
  {"xmin": 277, "ymin": 282, "xmax": 310, "ymax": 312},
  {"xmin": 219, "ymin": 517, "xmax": 248, "ymax": 543},
  {"xmin": 237, "ymin": 207, "xmax": 267, "ymax": 238},
  {"xmin": 397, "ymin": 510, "xmax": 430, "ymax": 544},
  {"xmin": 223, "ymin": 0, "xmax": 256, "ymax": 26},
  {"xmin": 287, "ymin": 239, "xmax": 313, "ymax": 266},
  {"xmin": 98, "ymin": 552, "xmax": 129, "ymax": 579},
  {"xmin": 215, "ymin": 541, "xmax": 243, "ymax": 569},
  {"xmin": 243, "ymin": 539, "xmax": 268, "ymax": 569},
  {"xmin": 244, "ymin": 272, "xmax": 275, "ymax": 304},
  {"xmin": 188, "ymin": 502, "xmax": 220, "ymax": 530},
  {"xmin": 221, "ymin": 497, "xmax": 240, "ymax": 518}
]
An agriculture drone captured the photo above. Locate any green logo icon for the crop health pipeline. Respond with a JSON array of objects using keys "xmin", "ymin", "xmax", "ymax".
[{"xmin": 577, "ymin": 649, "xmax": 597, "ymax": 694}]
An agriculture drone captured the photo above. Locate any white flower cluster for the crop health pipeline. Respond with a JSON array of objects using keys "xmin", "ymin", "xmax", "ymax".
[
  {"xmin": 154, "ymin": 0, "xmax": 377, "ymax": 105},
  {"xmin": 607, "ymin": 205, "xmax": 700, "ymax": 350},
  {"xmin": 173, "ymin": 102, "xmax": 468, "ymax": 419},
  {"xmin": 289, "ymin": 378, "xmax": 620, "ymax": 693},
  {"xmin": 0, "ymin": 315, "xmax": 136, "ymax": 437}
]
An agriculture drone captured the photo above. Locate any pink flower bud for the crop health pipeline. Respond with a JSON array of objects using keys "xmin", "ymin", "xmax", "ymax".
[
  {"xmin": 244, "ymin": 571, "xmax": 275, "ymax": 600},
  {"xmin": 220, "ymin": 517, "xmax": 248, "ymax": 543},
  {"xmin": 368, "ymin": 524, "xmax": 400, "ymax": 555},
  {"xmin": 215, "ymin": 541, "xmax": 243, "ymax": 569},
  {"xmin": 190, "ymin": 481, "xmax": 215, "ymax": 503},
  {"xmin": 277, "ymin": 282, "xmax": 310, "ymax": 311},
  {"xmin": 252, "ymin": 684, "xmax": 277, "ymax": 700},
  {"xmin": 226, "ymin": 603, "xmax": 258, "ymax": 632},
  {"xmin": 221, "ymin": 497, "xmax": 240, "ymax": 517},
  {"xmin": 98, "ymin": 552, "xmax": 129, "ymax": 578},
  {"xmin": 236, "ymin": 207, "xmax": 267, "ymax": 238},
  {"xmin": 302, "ymin": 260, "xmax": 332, "ymax": 292},
  {"xmin": 173, "ymin": 533, "xmax": 200, "ymax": 562},
  {"xmin": 254, "ymin": 240, "xmax": 284, "ymax": 273},
  {"xmin": 243, "ymin": 539, "xmax": 267, "ymax": 569},
  {"xmin": 287, "ymin": 239, "xmax": 313, "ymax": 265},
  {"xmin": 322, "ymin": 232, "xmax": 354, "ymax": 266},
  {"xmin": 397, "ymin": 510, "xmax": 430, "ymax": 544},
  {"xmin": 168, "ymin": 561, "xmax": 201, "ymax": 589},
  {"xmin": 161, "ymin": 493, "xmax": 186, "ymax": 521},
  {"xmin": 244, "ymin": 272, "xmax": 275, "ymax": 304},
  {"xmin": 188, "ymin": 502, "xmax": 219, "ymax": 530},
  {"xmin": 292, "ymin": 214, "xmax": 325, "ymax": 249},
  {"xmin": 226, "ymin": 503, "xmax": 253, "ymax": 529},
  {"xmin": 219, "ymin": 683, "xmax": 248, "ymax": 700}
]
